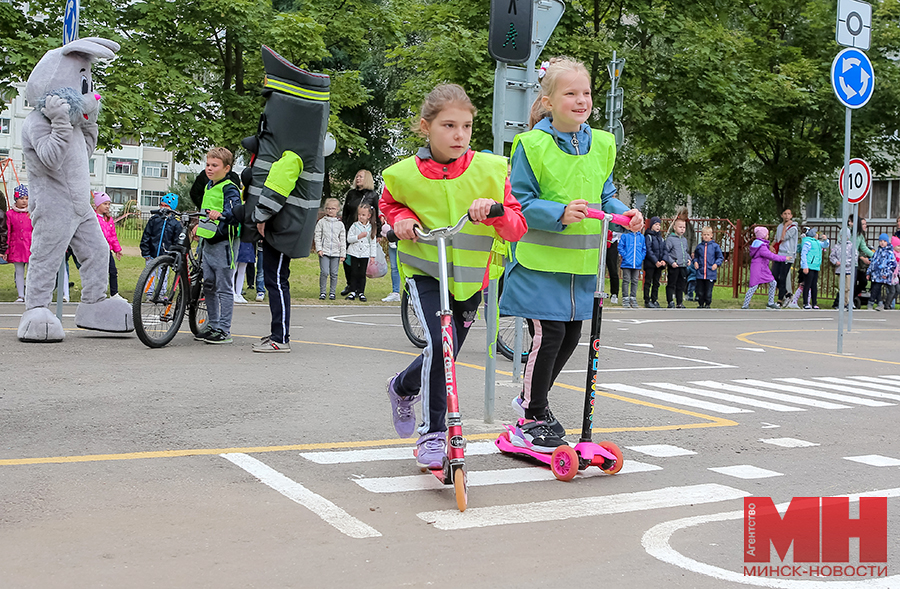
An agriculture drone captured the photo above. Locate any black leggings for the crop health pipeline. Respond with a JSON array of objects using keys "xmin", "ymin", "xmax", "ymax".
[
  {"xmin": 108, "ymin": 252, "xmax": 118, "ymax": 295},
  {"xmin": 606, "ymin": 242, "xmax": 619, "ymax": 297},
  {"xmin": 521, "ymin": 319, "xmax": 582, "ymax": 419},
  {"xmin": 643, "ymin": 264, "xmax": 662, "ymax": 303},
  {"xmin": 803, "ymin": 269, "xmax": 819, "ymax": 307},
  {"xmin": 348, "ymin": 255, "xmax": 368, "ymax": 294}
]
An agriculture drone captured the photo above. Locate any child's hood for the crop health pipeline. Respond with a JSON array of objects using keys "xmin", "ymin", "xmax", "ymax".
[
  {"xmin": 750, "ymin": 238, "xmax": 767, "ymax": 251},
  {"xmin": 533, "ymin": 117, "xmax": 592, "ymax": 150}
]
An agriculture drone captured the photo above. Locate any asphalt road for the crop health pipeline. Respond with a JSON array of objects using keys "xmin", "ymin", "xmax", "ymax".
[{"xmin": 1, "ymin": 302, "xmax": 899, "ymax": 588}]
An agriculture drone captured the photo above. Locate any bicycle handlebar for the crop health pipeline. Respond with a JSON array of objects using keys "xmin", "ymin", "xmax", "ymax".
[
  {"xmin": 585, "ymin": 208, "xmax": 633, "ymax": 228},
  {"xmin": 386, "ymin": 202, "xmax": 504, "ymax": 243}
]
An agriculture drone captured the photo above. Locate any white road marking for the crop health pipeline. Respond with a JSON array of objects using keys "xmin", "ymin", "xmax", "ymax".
[
  {"xmin": 776, "ymin": 377, "xmax": 900, "ymax": 404},
  {"xmin": 626, "ymin": 444, "xmax": 696, "ymax": 457},
  {"xmin": 737, "ymin": 347, "xmax": 766, "ymax": 352},
  {"xmin": 680, "ymin": 345, "xmax": 710, "ymax": 350},
  {"xmin": 760, "ymin": 422, "xmax": 781, "ymax": 428},
  {"xmin": 220, "ymin": 453, "xmax": 381, "ymax": 539},
  {"xmin": 354, "ymin": 461, "xmax": 662, "ymax": 494},
  {"xmin": 740, "ymin": 379, "xmax": 893, "ymax": 407},
  {"xmin": 707, "ymin": 465, "xmax": 783, "ymax": 479},
  {"xmin": 879, "ymin": 375, "xmax": 900, "ymax": 382},
  {"xmin": 642, "ymin": 487, "xmax": 900, "ymax": 588},
  {"xmin": 562, "ymin": 345, "xmax": 734, "ymax": 373},
  {"xmin": 845, "ymin": 375, "xmax": 900, "ymax": 391},
  {"xmin": 759, "ymin": 437, "xmax": 819, "ymax": 448},
  {"xmin": 647, "ymin": 382, "xmax": 804, "ymax": 412},
  {"xmin": 814, "ymin": 376, "xmax": 900, "ymax": 397},
  {"xmin": 300, "ymin": 441, "xmax": 499, "ymax": 464},
  {"xmin": 843, "ymin": 454, "xmax": 900, "ymax": 467},
  {"xmin": 418, "ymin": 483, "xmax": 749, "ymax": 531},
  {"xmin": 598, "ymin": 383, "xmax": 752, "ymax": 414},
  {"xmin": 626, "ymin": 343, "xmax": 655, "ymax": 348},
  {"xmin": 690, "ymin": 380, "xmax": 847, "ymax": 410},
  {"xmin": 326, "ymin": 313, "xmax": 402, "ymax": 327}
]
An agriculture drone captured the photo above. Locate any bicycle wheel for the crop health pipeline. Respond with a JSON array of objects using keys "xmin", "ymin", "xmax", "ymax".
[
  {"xmin": 132, "ymin": 255, "xmax": 187, "ymax": 348},
  {"xmin": 188, "ymin": 267, "xmax": 208, "ymax": 336},
  {"xmin": 497, "ymin": 315, "xmax": 531, "ymax": 363},
  {"xmin": 400, "ymin": 288, "xmax": 427, "ymax": 349}
]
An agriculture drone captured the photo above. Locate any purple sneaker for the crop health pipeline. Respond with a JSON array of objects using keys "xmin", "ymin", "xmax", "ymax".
[
  {"xmin": 387, "ymin": 374, "xmax": 419, "ymax": 438},
  {"xmin": 415, "ymin": 431, "xmax": 446, "ymax": 469}
]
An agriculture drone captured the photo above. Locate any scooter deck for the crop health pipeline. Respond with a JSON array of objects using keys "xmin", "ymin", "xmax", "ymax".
[{"xmin": 495, "ymin": 428, "xmax": 621, "ymax": 472}]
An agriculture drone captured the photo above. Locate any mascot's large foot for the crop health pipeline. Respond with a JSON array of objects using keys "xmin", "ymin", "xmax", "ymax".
[
  {"xmin": 18, "ymin": 307, "xmax": 66, "ymax": 342},
  {"xmin": 75, "ymin": 298, "xmax": 134, "ymax": 333}
]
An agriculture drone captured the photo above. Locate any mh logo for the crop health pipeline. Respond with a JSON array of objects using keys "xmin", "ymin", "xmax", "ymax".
[{"xmin": 744, "ymin": 497, "xmax": 887, "ymax": 563}]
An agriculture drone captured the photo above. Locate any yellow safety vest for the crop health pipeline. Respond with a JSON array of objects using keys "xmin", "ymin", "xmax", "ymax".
[
  {"xmin": 196, "ymin": 179, "xmax": 236, "ymax": 240},
  {"xmin": 382, "ymin": 152, "xmax": 508, "ymax": 300},
  {"xmin": 512, "ymin": 128, "xmax": 616, "ymax": 275}
]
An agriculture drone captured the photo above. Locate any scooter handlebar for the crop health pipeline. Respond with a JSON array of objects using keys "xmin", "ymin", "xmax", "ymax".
[
  {"xmin": 585, "ymin": 208, "xmax": 633, "ymax": 228},
  {"xmin": 386, "ymin": 203, "xmax": 505, "ymax": 242}
]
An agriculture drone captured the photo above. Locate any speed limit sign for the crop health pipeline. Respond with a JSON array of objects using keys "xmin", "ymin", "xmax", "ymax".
[{"xmin": 839, "ymin": 158, "xmax": 871, "ymax": 204}]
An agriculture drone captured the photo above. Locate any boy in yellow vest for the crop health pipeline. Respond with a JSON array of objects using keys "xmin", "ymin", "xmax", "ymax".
[{"xmin": 195, "ymin": 147, "xmax": 242, "ymax": 344}]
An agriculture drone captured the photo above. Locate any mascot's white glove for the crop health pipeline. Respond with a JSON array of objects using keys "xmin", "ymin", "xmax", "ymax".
[{"xmin": 42, "ymin": 94, "xmax": 71, "ymax": 123}]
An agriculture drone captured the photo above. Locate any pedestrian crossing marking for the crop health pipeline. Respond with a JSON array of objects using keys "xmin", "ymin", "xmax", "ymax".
[
  {"xmin": 816, "ymin": 376, "xmax": 900, "ymax": 397},
  {"xmin": 775, "ymin": 377, "xmax": 899, "ymax": 404},
  {"xmin": 843, "ymin": 454, "xmax": 900, "ymax": 467},
  {"xmin": 707, "ymin": 465, "xmax": 783, "ymax": 479},
  {"xmin": 646, "ymin": 382, "xmax": 804, "ymax": 412},
  {"xmin": 626, "ymin": 444, "xmax": 696, "ymax": 457},
  {"xmin": 741, "ymin": 378, "xmax": 892, "ymax": 407},
  {"xmin": 599, "ymin": 383, "xmax": 752, "ymax": 414},
  {"xmin": 760, "ymin": 437, "xmax": 819, "ymax": 448},
  {"xmin": 690, "ymin": 380, "xmax": 845, "ymax": 409}
]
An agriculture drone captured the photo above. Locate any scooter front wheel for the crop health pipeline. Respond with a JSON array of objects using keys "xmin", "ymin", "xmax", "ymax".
[
  {"xmin": 551, "ymin": 445, "xmax": 579, "ymax": 481},
  {"xmin": 597, "ymin": 441, "xmax": 624, "ymax": 474},
  {"xmin": 453, "ymin": 466, "xmax": 467, "ymax": 512}
]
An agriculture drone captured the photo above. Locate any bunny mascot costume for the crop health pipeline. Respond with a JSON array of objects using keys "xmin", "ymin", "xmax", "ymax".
[{"xmin": 18, "ymin": 37, "xmax": 133, "ymax": 342}]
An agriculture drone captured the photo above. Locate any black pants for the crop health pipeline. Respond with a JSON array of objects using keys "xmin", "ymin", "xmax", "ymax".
[
  {"xmin": 348, "ymin": 255, "xmax": 368, "ymax": 295},
  {"xmin": 666, "ymin": 266, "xmax": 688, "ymax": 305},
  {"xmin": 773, "ymin": 261, "xmax": 792, "ymax": 301},
  {"xmin": 695, "ymin": 278, "xmax": 714, "ymax": 307},
  {"xmin": 803, "ymin": 269, "xmax": 819, "ymax": 307},
  {"xmin": 521, "ymin": 319, "xmax": 582, "ymax": 419},
  {"xmin": 872, "ymin": 281, "xmax": 885, "ymax": 304},
  {"xmin": 606, "ymin": 241, "xmax": 619, "ymax": 297},
  {"xmin": 108, "ymin": 252, "xmax": 118, "ymax": 295},
  {"xmin": 395, "ymin": 276, "xmax": 480, "ymax": 434},
  {"xmin": 643, "ymin": 264, "xmax": 662, "ymax": 303},
  {"xmin": 262, "ymin": 239, "xmax": 291, "ymax": 344},
  {"xmin": 855, "ymin": 267, "xmax": 868, "ymax": 299}
]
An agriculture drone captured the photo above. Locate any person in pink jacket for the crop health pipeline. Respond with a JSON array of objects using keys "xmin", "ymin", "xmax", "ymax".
[
  {"xmin": 93, "ymin": 191, "xmax": 126, "ymax": 300},
  {"xmin": 6, "ymin": 185, "xmax": 33, "ymax": 302},
  {"xmin": 743, "ymin": 225, "xmax": 787, "ymax": 309}
]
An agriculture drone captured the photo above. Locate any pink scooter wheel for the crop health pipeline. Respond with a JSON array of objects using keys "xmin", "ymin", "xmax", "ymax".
[
  {"xmin": 550, "ymin": 445, "xmax": 579, "ymax": 481},
  {"xmin": 597, "ymin": 441, "xmax": 624, "ymax": 474}
]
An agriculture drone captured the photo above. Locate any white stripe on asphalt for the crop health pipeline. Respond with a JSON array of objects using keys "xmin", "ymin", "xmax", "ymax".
[
  {"xmin": 776, "ymin": 377, "xmax": 900, "ymax": 404},
  {"xmin": 690, "ymin": 380, "xmax": 847, "ymax": 410},
  {"xmin": 598, "ymin": 383, "xmax": 752, "ymax": 414},
  {"xmin": 220, "ymin": 453, "xmax": 381, "ymax": 539},
  {"xmin": 646, "ymin": 382, "xmax": 804, "ymax": 412},
  {"xmin": 642, "ymin": 487, "xmax": 900, "ymax": 588},
  {"xmin": 880, "ymin": 375, "xmax": 900, "ymax": 382},
  {"xmin": 355, "ymin": 461, "xmax": 662, "ymax": 494},
  {"xmin": 707, "ymin": 465, "xmax": 783, "ymax": 479},
  {"xmin": 740, "ymin": 379, "xmax": 893, "ymax": 407},
  {"xmin": 759, "ymin": 437, "xmax": 819, "ymax": 448},
  {"xmin": 417, "ymin": 483, "xmax": 750, "ymax": 531},
  {"xmin": 817, "ymin": 376, "xmax": 900, "ymax": 397},
  {"xmin": 300, "ymin": 441, "xmax": 498, "ymax": 464},
  {"xmin": 845, "ymin": 375, "xmax": 900, "ymax": 391},
  {"xmin": 844, "ymin": 454, "xmax": 900, "ymax": 467},
  {"xmin": 626, "ymin": 444, "xmax": 696, "ymax": 457}
]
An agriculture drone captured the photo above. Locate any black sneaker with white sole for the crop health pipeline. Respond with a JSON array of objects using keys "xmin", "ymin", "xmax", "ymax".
[
  {"xmin": 204, "ymin": 329, "xmax": 233, "ymax": 344},
  {"xmin": 510, "ymin": 419, "xmax": 568, "ymax": 453},
  {"xmin": 511, "ymin": 396, "xmax": 566, "ymax": 437}
]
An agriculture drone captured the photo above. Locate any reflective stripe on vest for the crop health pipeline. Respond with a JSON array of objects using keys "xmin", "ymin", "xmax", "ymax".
[
  {"xmin": 196, "ymin": 179, "xmax": 235, "ymax": 239},
  {"xmin": 512, "ymin": 128, "xmax": 616, "ymax": 275},
  {"xmin": 382, "ymin": 152, "xmax": 507, "ymax": 300}
]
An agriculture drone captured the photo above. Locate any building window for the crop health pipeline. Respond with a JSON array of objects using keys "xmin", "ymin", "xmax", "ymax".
[
  {"xmin": 121, "ymin": 136, "xmax": 140, "ymax": 146},
  {"xmin": 0, "ymin": 148, "xmax": 9, "ymax": 159},
  {"xmin": 142, "ymin": 161, "xmax": 169, "ymax": 178},
  {"xmin": 141, "ymin": 190, "xmax": 166, "ymax": 208},
  {"xmin": 89, "ymin": 158, "xmax": 95, "ymax": 175},
  {"xmin": 892, "ymin": 181, "xmax": 900, "ymax": 220},
  {"xmin": 106, "ymin": 188, "xmax": 137, "ymax": 204},
  {"xmin": 869, "ymin": 180, "xmax": 888, "ymax": 220},
  {"xmin": 107, "ymin": 158, "xmax": 138, "ymax": 175},
  {"xmin": 0, "ymin": 118, "xmax": 9, "ymax": 134}
]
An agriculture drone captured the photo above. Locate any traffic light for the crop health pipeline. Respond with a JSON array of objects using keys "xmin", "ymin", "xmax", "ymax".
[{"xmin": 488, "ymin": 0, "xmax": 533, "ymax": 63}]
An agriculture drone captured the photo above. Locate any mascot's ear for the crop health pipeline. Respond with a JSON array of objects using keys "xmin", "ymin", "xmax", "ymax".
[
  {"xmin": 241, "ymin": 135, "xmax": 259, "ymax": 155},
  {"xmin": 240, "ymin": 167, "xmax": 253, "ymax": 188},
  {"xmin": 61, "ymin": 37, "xmax": 120, "ymax": 60}
]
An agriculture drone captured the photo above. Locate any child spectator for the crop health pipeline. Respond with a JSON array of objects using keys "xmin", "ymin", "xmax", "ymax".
[
  {"xmin": 140, "ymin": 192, "xmax": 183, "ymax": 261},
  {"xmin": 340, "ymin": 169, "xmax": 379, "ymax": 296},
  {"xmin": 6, "ymin": 185, "xmax": 32, "ymax": 302},
  {"xmin": 0, "ymin": 190, "xmax": 7, "ymax": 266},
  {"xmin": 345, "ymin": 203, "xmax": 377, "ymax": 301},
  {"xmin": 665, "ymin": 218, "xmax": 690, "ymax": 308},
  {"xmin": 800, "ymin": 227, "xmax": 829, "ymax": 309},
  {"xmin": 195, "ymin": 147, "xmax": 242, "ymax": 344},
  {"xmin": 379, "ymin": 211, "xmax": 401, "ymax": 302},
  {"xmin": 885, "ymin": 236, "xmax": 900, "ymax": 310},
  {"xmin": 233, "ymin": 241, "xmax": 256, "ymax": 303},
  {"xmin": 643, "ymin": 216, "xmax": 665, "ymax": 308},
  {"xmin": 830, "ymin": 229, "xmax": 855, "ymax": 309},
  {"xmin": 93, "ymin": 191, "xmax": 126, "ymax": 301},
  {"xmin": 618, "ymin": 226, "xmax": 645, "ymax": 308},
  {"xmin": 685, "ymin": 253, "xmax": 698, "ymax": 302},
  {"xmin": 606, "ymin": 230, "xmax": 620, "ymax": 305},
  {"xmin": 693, "ymin": 226, "xmax": 724, "ymax": 308},
  {"xmin": 743, "ymin": 225, "xmax": 785, "ymax": 309},
  {"xmin": 866, "ymin": 233, "xmax": 898, "ymax": 312},
  {"xmin": 315, "ymin": 197, "xmax": 346, "ymax": 300}
]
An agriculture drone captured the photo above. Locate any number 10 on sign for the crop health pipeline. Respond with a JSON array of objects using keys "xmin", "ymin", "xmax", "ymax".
[{"xmin": 839, "ymin": 158, "xmax": 871, "ymax": 204}]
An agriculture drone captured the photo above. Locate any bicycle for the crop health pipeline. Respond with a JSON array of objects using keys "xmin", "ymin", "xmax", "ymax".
[
  {"xmin": 132, "ymin": 210, "xmax": 208, "ymax": 348},
  {"xmin": 401, "ymin": 277, "xmax": 532, "ymax": 363}
]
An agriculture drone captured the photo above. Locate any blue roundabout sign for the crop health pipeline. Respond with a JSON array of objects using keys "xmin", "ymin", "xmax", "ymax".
[{"xmin": 831, "ymin": 47, "xmax": 874, "ymax": 109}]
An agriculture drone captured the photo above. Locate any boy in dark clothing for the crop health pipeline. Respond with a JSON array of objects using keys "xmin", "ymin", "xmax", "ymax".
[
  {"xmin": 643, "ymin": 216, "xmax": 665, "ymax": 308},
  {"xmin": 664, "ymin": 218, "xmax": 690, "ymax": 308},
  {"xmin": 140, "ymin": 192, "xmax": 183, "ymax": 260},
  {"xmin": 693, "ymin": 226, "xmax": 724, "ymax": 308}
]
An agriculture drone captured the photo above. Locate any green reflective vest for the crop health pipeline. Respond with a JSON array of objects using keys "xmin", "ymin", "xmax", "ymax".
[
  {"xmin": 512, "ymin": 128, "xmax": 616, "ymax": 275},
  {"xmin": 382, "ymin": 152, "xmax": 508, "ymax": 300},
  {"xmin": 197, "ymin": 179, "xmax": 236, "ymax": 240}
]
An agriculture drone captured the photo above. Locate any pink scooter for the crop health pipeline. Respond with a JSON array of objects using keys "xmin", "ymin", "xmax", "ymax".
[{"xmin": 495, "ymin": 207, "xmax": 630, "ymax": 481}]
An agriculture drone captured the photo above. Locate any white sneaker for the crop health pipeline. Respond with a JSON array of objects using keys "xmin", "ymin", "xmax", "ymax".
[
  {"xmin": 610, "ymin": 295, "xmax": 618, "ymax": 304},
  {"xmin": 381, "ymin": 292, "xmax": 401, "ymax": 302},
  {"xmin": 63, "ymin": 296, "xmax": 69, "ymax": 303},
  {"xmin": 111, "ymin": 293, "xmax": 127, "ymax": 302},
  {"xmin": 15, "ymin": 297, "xmax": 24, "ymax": 303},
  {"xmin": 234, "ymin": 294, "xmax": 248, "ymax": 304},
  {"xmin": 255, "ymin": 292, "xmax": 265, "ymax": 302}
]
